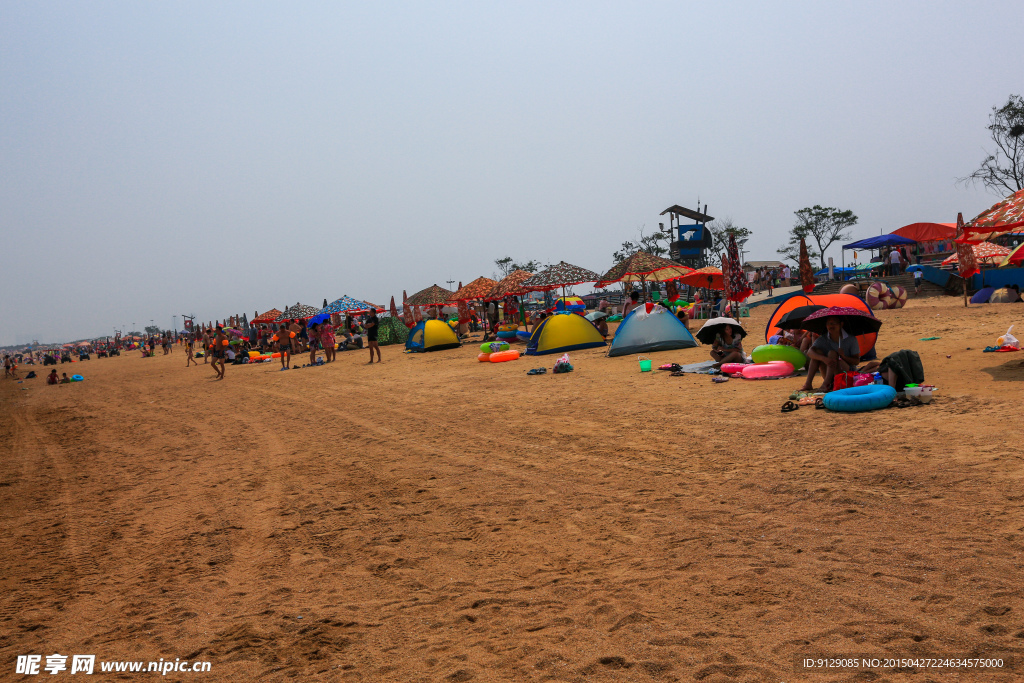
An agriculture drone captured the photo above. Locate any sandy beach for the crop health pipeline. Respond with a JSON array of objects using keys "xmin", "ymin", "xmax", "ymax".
[{"xmin": 3, "ymin": 296, "xmax": 1024, "ymax": 682}]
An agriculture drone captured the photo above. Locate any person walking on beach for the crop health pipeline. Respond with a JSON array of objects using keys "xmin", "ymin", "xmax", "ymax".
[
  {"xmin": 308, "ymin": 323, "xmax": 321, "ymax": 366},
  {"xmin": 364, "ymin": 310, "xmax": 381, "ymax": 363},
  {"xmin": 288, "ymin": 319, "xmax": 302, "ymax": 355},
  {"xmin": 185, "ymin": 341, "xmax": 197, "ymax": 367},
  {"xmin": 275, "ymin": 327, "xmax": 291, "ymax": 370},
  {"xmin": 211, "ymin": 326, "xmax": 227, "ymax": 380}
]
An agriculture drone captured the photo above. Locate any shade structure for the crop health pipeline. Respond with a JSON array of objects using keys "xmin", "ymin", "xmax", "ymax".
[
  {"xmin": 773, "ymin": 305, "xmax": 826, "ymax": 331},
  {"xmin": 890, "ymin": 222, "xmax": 957, "ymax": 242},
  {"xmin": 485, "ymin": 270, "xmax": 534, "ymax": 301},
  {"xmin": 448, "ymin": 276, "xmax": 498, "ymax": 301},
  {"xmin": 318, "ymin": 296, "xmax": 379, "ymax": 316},
  {"xmin": 595, "ymin": 251, "xmax": 694, "ymax": 288},
  {"xmin": 522, "ymin": 261, "xmax": 600, "ymax": 292},
  {"xmin": 941, "ymin": 242, "xmax": 1010, "ymax": 265},
  {"xmin": 801, "ymin": 306, "xmax": 882, "ymax": 337},
  {"xmin": 695, "ymin": 317, "xmax": 746, "ymax": 345},
  {"xmin": 404, "ymin": 319, "xmax": 460, "ymax": 352},
  {"xmin": 960, "ymin": 189, "xmax": 1024, "ymax": 242},
  {"xmin": 765, "ymin": 293, "xmax": 877, "ymax": 358},
  {"xmin": 275, "ymin": 303, "xmax": 319, "ymax": 321},
  {"xmin": 842, "ymin": 234, "xmax": 917, "ymax": 250},
  {"xmin": 607, "ymin": 304, "xmax": 697, "ymax": 356},
  {"xmin": 252, "ymin": 308, "xmax": 283, "ymax": 325},
  {"xmin": 1000, "ymin": 242, "xmax": 1024, "ymax": 267},
  {"xmin": 676, "ymin": 267, "xmax": 723, "ymax": 290},
  {"xmin": 524, "ymin": 312, "xmax": 606, "ymax": 355},
  {"xmin": 406, "ymin": 284, "xmax": 455, "ymax": 306}
]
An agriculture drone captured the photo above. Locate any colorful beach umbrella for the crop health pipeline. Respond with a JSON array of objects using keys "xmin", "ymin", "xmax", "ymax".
[
  {"xmin": 485, "ymin": 269, "xmax": 535, "ymax": 301},
  {"xmin": 676, "ymin": 266, "xmax": 724, "ymax": 290},
  {"xmin": 800, "ymin": 306, "xmax": 881, "ymax": 337},
  {"xmin": 798, "ymin": 238, "xmax": 815, "ymax": 294},
  {"xmin": 275, "ymin": 303, "xmax": 319, "ymax": 321},
  {"xmin": 448, "ymin": 276, "xmax": 498, "ymax": 301},
  {"xmin": 318, "ymin": 296, "xmax": 379, "ymax": 316},
  {"xmin": 595, "ymin": 251, "xmax": 694, "ymax": 288},
  {"xmin": 252, "ymin": 308, "xmax": 283, "ymax": 325},
  {"xmin": 999, "ymin": 242, "xmax": 1024, "ymax": 267},
  {"xmin": 959, "ymin": 189, "xmax": 1024, "ymax": 242},
  {"xmin": 941, "ymin": 241, "xmax": 1010, "ymax": 265},
  {"xmin": 554, "ymin": 296, "xmax": 586, "ymax": 312},
  {"xmin": 522, "ymin": 261, "xmax": 600, "ymax": 293}
]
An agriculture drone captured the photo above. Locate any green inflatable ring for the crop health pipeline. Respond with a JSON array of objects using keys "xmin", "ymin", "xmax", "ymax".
[
  {"xmin": 751, "ymin": 344, "xmax": 807, "ymax": 370},
  {"xmin": 480, "ymin": 341, "xmax": 510, "ymax": 353}
]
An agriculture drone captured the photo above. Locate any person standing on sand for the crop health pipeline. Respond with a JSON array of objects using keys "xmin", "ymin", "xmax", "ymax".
[
  {"xmin": 288, "ymin": 319, "xmax": 302, "ymax": 355},
  {"xmin": 364, "ymin": 310, "xmax": 381, "ymax": 363},
  {"xmin": 211, "ymin": 326, "xmax": 228, "ymax": 380},
  {"xmin": 185, "ymin": 341, "xmax": 197, "ymax": 367},
  {"xmin": 275, "ymin": 327, "xmax": 291, "ymax": 370},
  {"xmin": 320, "ymin": 321, "xmax": 336, "ymax": 363},
  {"xmin": 308, "ymin": 323, "xmax": 320, "ymax": 366}
]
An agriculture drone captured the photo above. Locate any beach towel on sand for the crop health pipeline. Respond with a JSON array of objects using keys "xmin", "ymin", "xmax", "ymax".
[{"xmin": 878, "ymin": 350, "xmax": 924, "ymax": 391}]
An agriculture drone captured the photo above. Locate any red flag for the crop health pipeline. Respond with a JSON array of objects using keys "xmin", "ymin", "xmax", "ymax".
[{"xmin": 401, "ymin": 290, "xmax": 415, "ymax": 328}]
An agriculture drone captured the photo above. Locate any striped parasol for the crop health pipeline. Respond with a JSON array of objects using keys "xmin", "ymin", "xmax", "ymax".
[
  {"xmin": 252, "ymin": 308, "xmax": 283, "ymax": 324},
  {"xmin": 275, "ymin": 303, "xmax": 319, "ymax": 321},
  {"xmin": 960, "ymin": 189, "xmax": 1024, "ymax": 242}
]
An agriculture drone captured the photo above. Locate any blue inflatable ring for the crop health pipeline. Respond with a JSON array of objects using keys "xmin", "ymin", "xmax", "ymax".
[
  {"xmin": 822, "ymin": 385, "xmax": 895, "ymax": 412},
  {"xmin": 496, "ymin": 331, "xmax": 517, "ymax": 340},
  {"xmin": 71, "ymin": 374, "xmax": 84, "ymax": 381}
]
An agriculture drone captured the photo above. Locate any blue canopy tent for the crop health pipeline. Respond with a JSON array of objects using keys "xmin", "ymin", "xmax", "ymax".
[{"xmin": 841, "ymin": 234, "xmax": 917, "ymax": 274}]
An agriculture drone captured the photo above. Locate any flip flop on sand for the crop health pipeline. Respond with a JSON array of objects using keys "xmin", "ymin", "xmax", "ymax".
[{"xmin": 781, "ymin": 401, "xmax": 798, "ymax": 412}]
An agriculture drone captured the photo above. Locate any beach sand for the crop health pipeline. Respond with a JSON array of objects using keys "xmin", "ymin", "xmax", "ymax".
[{"xmin": 2, "ymin": 296, "xmax": 1023, "ymax": 681}]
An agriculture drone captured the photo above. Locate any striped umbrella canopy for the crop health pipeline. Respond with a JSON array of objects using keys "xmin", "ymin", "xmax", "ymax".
[
  {"xmin": 252, "ymin": 308, "xmax": 283, "ymax": 324},
  {"xmin": 676, "ymin": 266, "xmax": 723, "ymax": 290},
  {"xmin": 596, "ymin": 251, "xmax": 693, "ymax": 287},
  {"xmin": 724, "ymin": 233, "xmax": 752, "ymax": 302},
  {"xmin": 960, "ymin": 189, "xmax": 1024, "ymax": 242},
  {"xmin": 448, "ymin": 276, "xmax": 498, "ymax": 301},
  {"xmin": 941, "ymin": 241, "xmax": 1010, "ymax": 265},
  {"xmin": 318, "ymin": 296, "xmax": 379, "ymax": 315},
  {"xmin": 522, "ymin": 261, "xmax": 600, "ymax": 292},
  {"xmin": 801, "ymin": 306, "xmax": 881, "ymax": 336},
  {"xmin": 406, "ymin": 284, "xmax": 455, "ymax": 306},
  {"xmin": 275, "ymin": 303, "xmax": 319, "ymax": 321},
  {"xmin": 485, "ymin": 269, "xmax": 534, "ymax": 301}
]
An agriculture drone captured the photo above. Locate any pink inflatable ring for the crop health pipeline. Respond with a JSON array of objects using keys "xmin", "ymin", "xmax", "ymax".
[{"xmin": 740, "ymin": 361, "xmax": 795, "ymax": 379}]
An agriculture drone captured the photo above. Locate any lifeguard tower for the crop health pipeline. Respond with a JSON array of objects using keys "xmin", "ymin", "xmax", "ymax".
[{"xmin": 661, "ymin": 204, "xmax": 714, "ymax": 269}]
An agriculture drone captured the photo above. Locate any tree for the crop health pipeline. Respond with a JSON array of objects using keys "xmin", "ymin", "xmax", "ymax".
[
  {"xmin": 706, "ymin": 218, "xmax": 752, "ymax": 267},
  {"xmin": 144, "ymin": 325, "xmax": 161, "ymax": 335},
  {"xmin": 960, "ymin": 94, "xmax": 1024, "ymax": 195},
  {"xmin": 494, "ymin": 257, "xmax": 543, "ymax": 280},
  {"xmin": 611, "ymin": 225, "xmax": 670, "ymax": 264},
  {"xmin": 778, "ymin": 206, "xmax": 856, "ymax": 269}
]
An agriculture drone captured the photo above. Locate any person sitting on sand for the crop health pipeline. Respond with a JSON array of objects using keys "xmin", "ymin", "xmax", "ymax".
[
  {"xmin": 594, "ymin": 315, "xmax": 609, "ymax": 338},
  {"xmin": 60, "ymin": 372, "xmax": 71, "ymax": 384},
  {"xmin": 675, "ymin": 306, "xmax": 690, "ymax": 331},
  {"xmin": 799, "ymin": 317, "xmax": 860, "ymax": 392},
  {"xmin": 47, "ymin": 369, "xmax": 59, "ymax": 385},
  {"xmin": 622, "ymin": 291, "xmax": 640, "ymax": 318},
  {"xmin": 710, "ymin": 324, "xmax": 744, "ymax": 367}
]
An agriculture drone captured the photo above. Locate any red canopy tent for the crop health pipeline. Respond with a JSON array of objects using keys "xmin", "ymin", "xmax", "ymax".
[{"xmin": 890, "ymin": 222, "xmax": 956, "ymax": 242}]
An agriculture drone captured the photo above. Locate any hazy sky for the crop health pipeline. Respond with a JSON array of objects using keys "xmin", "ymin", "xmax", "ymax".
[{"xmin": 1, "ymin": 1, "xmax": 1018, "ymax": 344}]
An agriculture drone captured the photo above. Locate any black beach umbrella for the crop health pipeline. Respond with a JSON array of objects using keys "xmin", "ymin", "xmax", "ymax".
[{"xmin": 774, "ymin": 305, "xmax": 826, "ymax": 331}]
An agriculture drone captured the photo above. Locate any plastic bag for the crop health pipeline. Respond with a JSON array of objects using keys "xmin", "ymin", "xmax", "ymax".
[{"xmin": 999, "ymin": 325, "xmax": 1019, "ymax": 350}]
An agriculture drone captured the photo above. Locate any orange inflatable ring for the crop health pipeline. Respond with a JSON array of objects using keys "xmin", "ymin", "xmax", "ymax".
[
  {"xmin": 478, "ymin": 353, "xmax": 491, "ymax": 362},
  {"xmin": 489, "ymin": 350, "xmax": 520, "ymax": 363},
  {"xmin": 289, "ymin": 331, "xmax": 296, "ymax": 338},
  {"xmin": 272, "ymin": 335, "xmax": 279, "ymax": 342},
  {"xmin": 221, "ymin": 339, "xmax": 229, "ymax": 346},
  {"xmin": 271, "ymin": 352, "xmax": 281, "ymax": 358}
]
